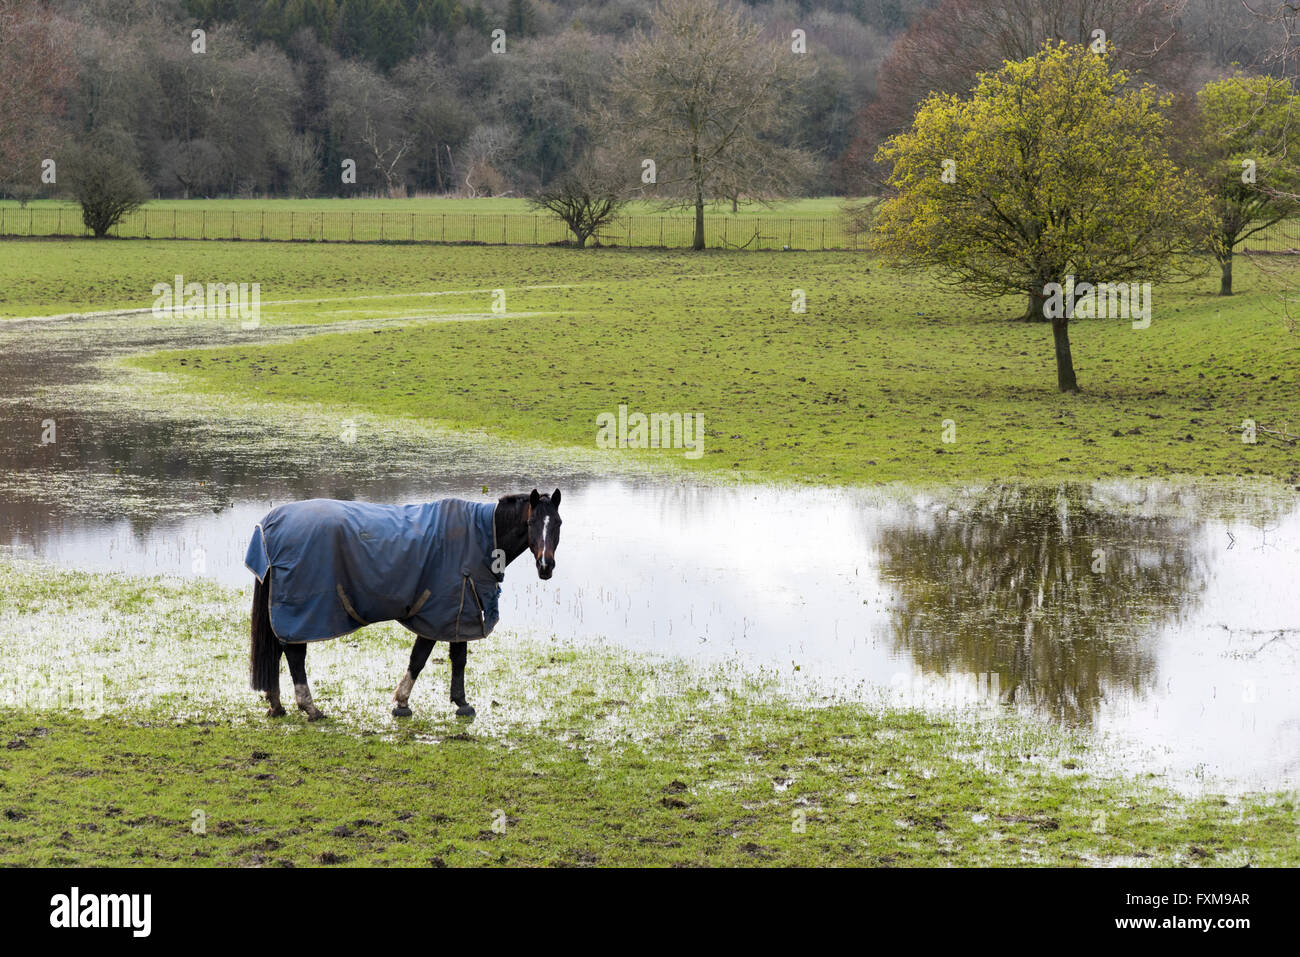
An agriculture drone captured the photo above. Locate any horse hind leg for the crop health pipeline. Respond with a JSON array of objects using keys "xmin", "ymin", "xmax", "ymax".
[
  {"xmin": 393, "ymin": 637, "xmax": 436, "ymax": 718},
  {"xmin": 265, "ymin": 685, "xmax": 285, "ymax": 718},
  {"xmin": 283, "ymin": 642, "xmax": 325, "ymax": 721}
]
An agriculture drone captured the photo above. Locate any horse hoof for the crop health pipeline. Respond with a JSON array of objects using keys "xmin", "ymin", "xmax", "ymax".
[
  {"xmin": 306, "ymin": 709, "xmax": 326, "ymax": 722},
  {"xmin": 266, "ymin": 705, "xmax": 286, "ymax": 718},
  {"xmin": 455, "ymin": 703, "xmax": 476, "ymax": 718},
  {"xmin": 392, "ymin": 705, "xmax": 412, "ymax": 718}
]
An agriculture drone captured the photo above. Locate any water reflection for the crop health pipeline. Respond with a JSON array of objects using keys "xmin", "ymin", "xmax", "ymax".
[{"xmin": 876, "ymin": 484, "xmax": 1209, "ymax": 726}]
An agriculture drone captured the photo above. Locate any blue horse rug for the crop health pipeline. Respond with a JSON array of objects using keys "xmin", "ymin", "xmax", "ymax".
[{"xmin": 245, "ymin": 498, "xmax": 501, "ymax": 644}]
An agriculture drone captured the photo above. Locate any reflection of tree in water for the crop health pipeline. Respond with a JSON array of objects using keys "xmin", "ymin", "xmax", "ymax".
[{"xmin": 876, "ymin": 484, "xmax": 1210, "ymax": 726}]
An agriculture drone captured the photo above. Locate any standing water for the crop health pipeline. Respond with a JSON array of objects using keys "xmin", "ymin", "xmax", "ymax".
[{"xmin": 0, "ymin": 314, "xmax": 1297, "ymax": 789}]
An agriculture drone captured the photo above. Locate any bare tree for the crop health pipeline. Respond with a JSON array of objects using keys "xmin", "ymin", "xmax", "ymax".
[
  {"xmin": 68, "ymin": 135, "xmax": 149, "ymax": 237},
  {"xmin": 284, "ymin": 132, "xmax": 322, "ymax": 198},
  {"xmin": 361, "ymin": 119, "xmax": 412, "ymax": 198},
  {"xmin": 841, "ymin": 0, "xmax": 1185, "ymax": 193},
  {"xmin": 608, "ymin": 0, "xmax": 810, "ymax": 249},
  {"xmin": 528, "ymin": 152, "xmax": 629, "ymax": 247},
  {"xmin": 460, "ymin": 124, "xmax": 516, "ymax": 197},
  {"xmin": 327, "ymin": 59, "xmax": 411, "ymax": 196},
  {"xmin": 0, "ymin": 0, "xmax": 75, "ymax": 202}
]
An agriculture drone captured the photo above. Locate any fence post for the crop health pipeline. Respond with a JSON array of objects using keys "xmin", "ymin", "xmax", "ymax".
[
  {"xmin": 29, "ymin": 207, "xmax": 33, "ymax": 235},
  {"xmin": 821, "ymin": 219, "xmax": 826, "ymax": 250},
  {"xmin": 502, "ymin": 213, "xmax": 506, "ymax": 245},
  {"xmin": 534, "ymin": 215, "xmax": 538, "ymax": 245},
  {"xmin": 410, "ymin": 212, "xmax": 414, "ymax": 241},
  {"xmin": 57, "ymin": 208, "xmax": 63, "ymax": 235},
  {"xmin": 627, "ymin": 217, "xmax": 632, "ymax": 247},
  {"xmin": 173, "ymin": 209, "xmax": 177, "ymax": 238}
]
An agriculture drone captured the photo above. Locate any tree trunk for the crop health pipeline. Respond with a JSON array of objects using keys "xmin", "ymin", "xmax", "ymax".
[
  {"xmin": 691, "ymin": 139, "xmax": 705, "ymax": 251},
  {"xmin": 1219, "ymin": 252, "xmax": 1233, "ymax": 296},
  {"xmin": 1023, "ymin": 290, "xmax": 1038, "ymax": 321},
  {"xmin": 1051, "ymin": 315, "xmax": 1080, "ymax": 393},
  {"xmin": 693, "ymin": 190, "xmax": 705, "ymax": 250}
]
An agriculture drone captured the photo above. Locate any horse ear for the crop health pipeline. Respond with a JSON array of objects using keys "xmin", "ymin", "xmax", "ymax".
[
  {"xmin": 529, "ymin": 488, "xmax": 540, "ymax": 508},
  {"xmin": 551, "ymin": 488, "xmax": 561, "ymax": 507}
]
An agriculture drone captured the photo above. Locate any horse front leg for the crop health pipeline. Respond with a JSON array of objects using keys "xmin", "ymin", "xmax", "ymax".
[
  {"xmin": 283, "ymin": 642, "xmax": 325, "ymax": 721},
  {"xmin": 393, "ymin": 637, "xmax": 436, "ymax": 717},
  {"xmin": 449, "ymin": 641, "xmax": 475, "ymax": 717}
]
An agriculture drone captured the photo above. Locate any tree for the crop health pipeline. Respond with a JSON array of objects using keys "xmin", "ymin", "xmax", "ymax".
[
  {"xmin": 871, "ymin": 43, "xmax": 1206, "ymax": 393},
  {"xmin": 1193, "ymin": 74, "xmax": 1300, "ymax": 295},
  {"xmin": 284, "ymin": 132, "xmax": 323, "ymax": 197},
  {"xmin": 609, "ymin": 0, "xmax": 808, "ymax": 250},
  {"xmin": 839, "ymin": 0, "xmax": 1183, "ymax": 193},
  {"xmin": 69, "ymin": 137, "xmax": 149, "ymax": 237},
  {"xmin": 506, "ymin": 0, "xmax": 535, "ymax": 38},
  {"xmin": 527, "ymin": 154, "xmax": 628, "ymax": 247},
  {"xmin": 0, "ymin": 0, "xmax": 75, "ymax": 201},
  {"xmin": 459, "ymin": 124, "xmax": 515, "ymax": 196}
]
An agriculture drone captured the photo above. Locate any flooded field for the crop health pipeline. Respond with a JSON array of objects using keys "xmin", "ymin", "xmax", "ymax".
[{"xmin": 1, "ymin": 312, "xmax": 1298, "ymax": 791}]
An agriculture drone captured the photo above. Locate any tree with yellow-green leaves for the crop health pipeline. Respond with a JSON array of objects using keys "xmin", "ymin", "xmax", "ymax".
[
  {"xmin": 1194, "ymin": 74, "xmax": 1300, "ymax": 296},
  {"xmin": 870, "ymin": 42, "xmax": 1207, "ymax": 393}
]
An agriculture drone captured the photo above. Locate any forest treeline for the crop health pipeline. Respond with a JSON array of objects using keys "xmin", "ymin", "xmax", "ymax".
[{"xmin": 0, "ymin": 0, "xmax": 1282, "ymax": 201}]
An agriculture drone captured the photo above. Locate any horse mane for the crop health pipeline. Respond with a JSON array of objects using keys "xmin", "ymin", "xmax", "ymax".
[{"xmin": 496, "ymin": 492, "xmax": 532, "ymax": 520}]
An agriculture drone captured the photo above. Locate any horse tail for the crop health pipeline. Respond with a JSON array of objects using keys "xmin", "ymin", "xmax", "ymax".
[{"xmin": 249, "ymin": 572, "xmax": 281, "ymax": 691}]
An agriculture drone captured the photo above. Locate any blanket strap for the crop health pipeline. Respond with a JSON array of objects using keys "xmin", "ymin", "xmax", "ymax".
[
  {"xmin": 455, "ymin": 575, "xmax": 489, "ymax": 641},
  {"xmin": 337, "ymin": 584, "xmax": 370, "ymax": 626},
  {"xmin": 406, "ymin": 589, "xmax": 431, "ymax": 618},
  {"xmin": 466, "ymin": 577, "xmax": 488, "ymax": 639}
]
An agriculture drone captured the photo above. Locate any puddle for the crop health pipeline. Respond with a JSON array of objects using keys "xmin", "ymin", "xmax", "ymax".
[{"xmin": 1, "ymin": 312, "xmax": 1298, "ymax": 791}]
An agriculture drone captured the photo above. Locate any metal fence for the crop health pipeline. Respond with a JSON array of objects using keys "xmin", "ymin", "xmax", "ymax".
[
  {"xmin": 10, "ymin": 205, "xmax": 1300, "ymax": 252},
  {"xmin": 0, "ymin": 206, "xmax": 868, "ymax": 251}
]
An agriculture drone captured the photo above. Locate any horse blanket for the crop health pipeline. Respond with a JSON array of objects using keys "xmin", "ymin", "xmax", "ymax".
[{"xmin": 245, "ymin": 498, "xmax": 501, "ymax": 644}]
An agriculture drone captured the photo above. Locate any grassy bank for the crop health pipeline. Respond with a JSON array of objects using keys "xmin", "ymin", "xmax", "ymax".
[
  {"xmin": 0, "ymin": 559, "xmax": 1294, "ymax": 867},
  {"xmin": 72, "ymin": 242, "xmax": 1299, "ymax": 486}
]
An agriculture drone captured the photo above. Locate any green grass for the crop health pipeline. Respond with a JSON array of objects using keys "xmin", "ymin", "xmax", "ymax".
[
  {"xmin": 26, "ymin": 239, "xmax": 1281, "ymax": 487},
  {"xmin": 0, "ymin": 196, "xmax": 851, "ymax": 216},
  {"xmin": 0, "ymin": 197, "xmax": 860, "ymax": 249},
  {"xmin": 1, "ymin": 560, "xmax": 1294, "ymax": 867}
]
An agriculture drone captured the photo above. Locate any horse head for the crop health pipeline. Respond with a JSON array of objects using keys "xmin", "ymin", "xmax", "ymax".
[{"xmin": 526, "ymin": 488, "xmax": 561, "ymax": 580}]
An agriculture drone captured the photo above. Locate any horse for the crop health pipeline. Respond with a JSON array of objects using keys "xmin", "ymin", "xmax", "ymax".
[{"xmin": 247, "ymin": 489, "xmax": 561, "ymax": 721}]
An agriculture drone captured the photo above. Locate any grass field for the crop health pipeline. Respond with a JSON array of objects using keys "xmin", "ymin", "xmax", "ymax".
[
  {"xmin": 7, "ymin": 198, "xmax": 1300, "ymax": 252},
  {"xmin": 1, "ymin": 560, "xmax": 1294, "ymax": 867},
  {"xmin": 4, "ymin": 236, "xmax": 1299, "ymax": 867},
  {"xmin": 2, "ymin": 239, "xmax": 1278, "ymax": 486},
  {"xmin": 3, "ymin": 239, "xmax": 1297, "ymax": 485},
  {"xmin": 0, "ymin": 196, "xmax": 862, "ymax": 249},
  {"xmin": 0, "ymin": 196, "xmax": 852, "ymax": 216}
]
